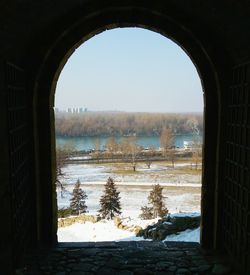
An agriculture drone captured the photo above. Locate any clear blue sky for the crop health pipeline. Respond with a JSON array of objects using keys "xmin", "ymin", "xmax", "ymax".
[{"xmin": 55, "ymin": 28, "xmax": 203, "ymax": 113}]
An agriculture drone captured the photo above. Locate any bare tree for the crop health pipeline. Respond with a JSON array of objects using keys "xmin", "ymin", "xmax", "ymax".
[
  {"xmin": 191, "ymin": 147, "xmax": 201, "ymax": 170},
  {"xmin": 56, "ymin": 142, "xmax": 75, "ymax": 197},
  {"xmin": 119, "ymin": 137, "xmax": 129, "ymax": 161},
  {"xmin": 186, "ymin": 117, "xmax": 200, "ymax": 136},
  {"xmin": 55, "ymin": 111, "xmax": 203, "ymax": 137},
  {"xmin": 145, "ymin": 146, "xmax": 155, "ymax": 169},
  {"xmin": 145, "ymin": 159, "xmax": 153, "ymax": 169},
  {"xmin": 120, "ymin": 137, "xmax": 142, "ymax": 171},
  {"xmin": 160, "ymin": 128, "xmax": 175, "ymax": 168},
  {"xmin": 169, "ymin": 147, "xmax": 176, "ymax": 168},
  {"xmin": 106, "ymin": 136, "xmax": 117, "ymax": 159},
  {"xmin": 190, "ymin": 137, "xmax": 202, "ymax": 170},
  {"xmin": 187, "ymin": 118, "xmax": 202, "ymax": 170},
  {"xmin": 93, "ymin": 137, "xmax": 101, "ymax": 162}
]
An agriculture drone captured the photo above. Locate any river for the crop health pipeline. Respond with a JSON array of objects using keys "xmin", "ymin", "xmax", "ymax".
[{"xmin": 56, "ymin": 134, "xmax": 202, "ymax": 151}]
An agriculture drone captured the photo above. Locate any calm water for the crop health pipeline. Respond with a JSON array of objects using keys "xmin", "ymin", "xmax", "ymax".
[{"xmin": 56, "ymin": 134, "xmax": 202, "ymax": 151}]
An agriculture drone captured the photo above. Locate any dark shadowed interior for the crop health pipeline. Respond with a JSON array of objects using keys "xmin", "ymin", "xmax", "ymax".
[{"xmin": 0, "ymin": 1, "xmax": 250, "ymax": 274}]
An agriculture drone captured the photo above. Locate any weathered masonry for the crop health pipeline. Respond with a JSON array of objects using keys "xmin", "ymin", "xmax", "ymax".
[{"xmin": 0, "ymin": 1, "xmax": 249, "ymax": 274}]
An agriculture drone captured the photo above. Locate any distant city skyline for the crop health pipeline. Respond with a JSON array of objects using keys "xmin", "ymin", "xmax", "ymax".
[
  {"xmin": 55, "ymin": 28, "xmax": 203, "ymax": 113},
  {"xmin": 55, "ymin": 107, "xmax": 202, "ymax": 114}
]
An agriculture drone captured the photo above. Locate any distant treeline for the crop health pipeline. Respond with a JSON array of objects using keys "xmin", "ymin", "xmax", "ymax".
[{"xmin": 55, "ymin": 111, "xmax": 203, "ymax": 137}]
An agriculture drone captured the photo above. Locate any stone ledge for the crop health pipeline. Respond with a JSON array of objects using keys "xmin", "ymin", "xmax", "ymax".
[
  {"xmin": 17, "ymin": 242, "xmax": 235, "ymax": 274},
  {"xmin": 58, "ymin": 214, "xmax": 100, "ymax": 228}
]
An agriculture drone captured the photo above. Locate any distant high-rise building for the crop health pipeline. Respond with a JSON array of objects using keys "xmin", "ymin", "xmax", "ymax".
[{"xmin": 66, "ymin": 107, "xmax": 86, "ymax": 113}]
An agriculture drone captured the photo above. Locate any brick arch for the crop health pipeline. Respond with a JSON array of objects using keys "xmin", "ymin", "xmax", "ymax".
[{"xmin": 33, "ymin": 4, "xmax": 223, "ymax": 249}]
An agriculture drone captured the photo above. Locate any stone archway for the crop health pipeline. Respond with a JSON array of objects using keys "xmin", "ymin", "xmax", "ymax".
[{"xmin": 32, "ymin": 3, "xmax": 222, "ymax": 249}]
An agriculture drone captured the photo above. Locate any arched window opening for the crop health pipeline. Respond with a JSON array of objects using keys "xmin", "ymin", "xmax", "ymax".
[{"xmin": 54, "ymin": 28, "xmax": 203, "ymax": 243}]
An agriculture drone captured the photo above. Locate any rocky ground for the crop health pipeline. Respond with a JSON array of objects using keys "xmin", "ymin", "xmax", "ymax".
[
  {"xmin": 137, "ymin": 213, "xmax": 200, "ymax": 241},
  {"xmin": 16, "ymin": 242, "xmax": 236, "ymax": 274},
  {"xmin": 58, "ymin": 213, "xmax": 201, "ymax": 243}
]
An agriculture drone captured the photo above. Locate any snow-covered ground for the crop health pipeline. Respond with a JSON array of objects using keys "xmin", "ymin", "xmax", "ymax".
[
  {"xmin": 58, "ymin": 220, "xmax": 146, "ymax": 242},
  {"xmin": 170, "ymin": 212, "xmax": 200, "ymax": 218},
  {"xmin": 61, "ymin": 163, "xmax": 201, "ymax": 185},
  {"xmin": 164, "ymin": 227, "xmax": 200, "ymax": 243},
  {"xmin": 57, "ymin": 218, "xmax": 200, "ymax": 243},
  {"xmin": 57, "ymin": 184, "xmax": 201, "ymax": 218},
  {"xmin": 58, "ymin": 163, "xmax": 201, "ymax": 218},
  {"xmin": 57, "ymin": 162, "xmax": 201, "ymax": 243}
]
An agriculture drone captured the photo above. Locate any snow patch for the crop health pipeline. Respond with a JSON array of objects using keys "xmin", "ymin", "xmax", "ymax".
[
  {"xmin": 58, "ymin": 220, "xmax": 147, "ymax": 242},
  {"xmin": 68, "ymin": 156, "xmax": 91, "ymax": 160},
  {"xmin": 164, "ymin": 227, "xmax": 200, "ymax": 243},
  {"xmin": 170, "ymin": 212, "xmax": 200, "ymax": 218},
  {"xmin": 163, "ymin": 221, "xmax": 172, "ymax": 225}
]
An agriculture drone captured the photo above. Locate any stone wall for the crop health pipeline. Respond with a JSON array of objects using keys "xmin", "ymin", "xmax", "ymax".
[
  {"xmin": 1, "ymin": 1, "xmax": 250, "ymax": 273},
  {"xmin": 58, "ymin": 214, "xmax": 99, "ymax": 228},
  {"xmin": 221, "ymin": 63, "xmax": 250, "ymax": 273}
]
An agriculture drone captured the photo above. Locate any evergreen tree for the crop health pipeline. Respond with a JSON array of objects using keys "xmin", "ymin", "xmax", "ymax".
[
  {"xmin": 139, "ymin": 206, "xmax": 153, "ymax": 220},
  {"xmin": 140, "ymin": 184, "xmax": 168, "ymax": 219},
  {"xmin": 70, "ymin": 179, "xmax": 88, "ymax": 215},
  {"xmin": 99, "ymin": 177, "xmax": 122, "ymax": 219},
  {"xmin": 148, "ymin": 184, "xmax": 168, "ymax": 218}
]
